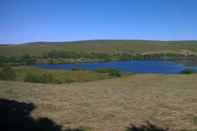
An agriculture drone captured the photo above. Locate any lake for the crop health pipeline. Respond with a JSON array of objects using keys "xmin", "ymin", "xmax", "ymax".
[{"xmin": 37, "ymin": 60, "xmax": 197, "ymax": 74}]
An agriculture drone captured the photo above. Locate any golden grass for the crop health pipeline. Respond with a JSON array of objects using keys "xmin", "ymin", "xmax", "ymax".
[{"xmin": 0, "ymin": 74, "xmax": 197, "ymax": 131}]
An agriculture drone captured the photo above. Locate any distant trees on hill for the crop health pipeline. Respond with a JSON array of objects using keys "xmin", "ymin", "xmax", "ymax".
[
  {"xmin": 0, "ymin": 54, "xmax": 36, "ymax": 66},
  {"xmin": 0, "ymin": 50, "xmax": 196, "ymax": 66}
]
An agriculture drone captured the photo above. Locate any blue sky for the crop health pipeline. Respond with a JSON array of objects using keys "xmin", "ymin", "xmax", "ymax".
[{"xmin": 0, "ymin": 0, "xmax": 197, "ymax": 44}]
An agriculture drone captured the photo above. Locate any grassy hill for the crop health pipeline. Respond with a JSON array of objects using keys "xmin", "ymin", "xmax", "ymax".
[
  {"xmin": 1, "ymin": 40, "xmax": 197, "ymax": 131},
  {"xmin": 1, "ymin": 40, "xmax": 197, "ymax": 57}
]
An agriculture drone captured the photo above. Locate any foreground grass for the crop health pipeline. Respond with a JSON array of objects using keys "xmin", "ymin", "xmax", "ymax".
[{"xmin": 0, "ymin": 74, "xmax": 197, "ymax": 131}]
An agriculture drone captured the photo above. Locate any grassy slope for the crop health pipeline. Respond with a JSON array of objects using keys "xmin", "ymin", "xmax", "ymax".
[
  {"xmin": 1, "ymin": 40, "xmax": 197, "ymax": 56},
  {"xmin": 8, "ymin": 66, "xmax": 114, "ymax": 83},
  {"xmin": 1, "ymin": 74, "xmax": 197, "ymax": 131}
]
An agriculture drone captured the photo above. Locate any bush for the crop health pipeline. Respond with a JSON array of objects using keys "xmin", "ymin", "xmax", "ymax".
[
  {"xmin": 24, "ymin": 72, "xmax": 54, "ymax": 83},
  {"xmin": 95, "ymin": 68, "xmax": 121, "ymax": 77},
  {"xmin": 0, "ymin": 66, "xmax": 16, "ymax": 80},
  {"xmin": 41, "ymin": 73, "xmax": 54, "ymax": 83},
  {"xmin": 0, "ymin": 57, "xmax": 4, "ymax": 67},
  {"xmin": 71, "ymin": 67, "xmax": 83, "ymax": 71},
  {"xmin": 24, "ymin": 73, "xmax": 42, "ymax": 83},
  {"xmin": 21, "ymin": 54, "xmax": 36, "ymax": 65},
  {"xmin": 180, "ymin": 68, "xmax": 195, "ymax": 74},
  {"xmin": 192, "ymin": 116, "xmax": 197, "ymax": 125}
]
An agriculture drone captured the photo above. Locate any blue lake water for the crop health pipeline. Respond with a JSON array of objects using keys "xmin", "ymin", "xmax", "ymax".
[{"xmin": 37, "ymin": 60, "xmax": 197, "ymax": 74}]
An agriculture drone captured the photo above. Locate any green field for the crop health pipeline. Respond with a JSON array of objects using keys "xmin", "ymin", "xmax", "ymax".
[
  {"xmin": 0, "ymin": 66, "xmax": 122, "ymax": 84},
  {"xmin": 1, "ymin": 40, "xmax": 197, "ymax": 57}
]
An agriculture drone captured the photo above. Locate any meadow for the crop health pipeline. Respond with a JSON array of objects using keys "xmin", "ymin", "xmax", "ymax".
[
  {"xmin": 1, "ymin": 40, "xmax": 197, "ymax": 131},
  {"xmin": 1, "ymin": 74, "xmax": 197, "ymax": 131}
]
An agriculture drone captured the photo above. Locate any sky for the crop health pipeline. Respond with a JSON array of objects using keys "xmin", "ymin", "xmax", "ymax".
[{"xmin": 0, "ymin": 0, "xmax": 197, "ymax": 44}]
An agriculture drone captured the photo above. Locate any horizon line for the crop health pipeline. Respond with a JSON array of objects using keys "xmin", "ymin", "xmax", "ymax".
[{"xmin": 1, "ymin": 39, "xmax": 197, "ymax": 45}]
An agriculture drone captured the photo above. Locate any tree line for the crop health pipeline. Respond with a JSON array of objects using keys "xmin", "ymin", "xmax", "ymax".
[{"xmin": 0, "ymin": 50, "xmax": 196, "ymax": 66}]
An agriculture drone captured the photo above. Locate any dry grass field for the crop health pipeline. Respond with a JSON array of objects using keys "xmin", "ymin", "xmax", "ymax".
[{"xmin": 1, "ymin": 74, "xmax": 197, "ymax": 131}]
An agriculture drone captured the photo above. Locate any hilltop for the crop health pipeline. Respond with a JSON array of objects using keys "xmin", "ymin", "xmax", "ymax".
[{"xmin": 0, "ymin": 40, "xmax": 197, "ymax": 57}]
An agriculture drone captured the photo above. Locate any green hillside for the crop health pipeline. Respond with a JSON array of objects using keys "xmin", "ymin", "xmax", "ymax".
[{"xmin": 1, "ymin": 40, "xmax": 197, "ymax": 57}]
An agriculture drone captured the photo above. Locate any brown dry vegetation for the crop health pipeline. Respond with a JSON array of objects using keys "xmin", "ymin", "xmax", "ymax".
[{"xmin": 0, "ymin": 74, "xmax": 197, "ymax": 131}]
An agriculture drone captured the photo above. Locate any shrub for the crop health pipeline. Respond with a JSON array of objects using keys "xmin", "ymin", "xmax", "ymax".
[
  {"xmin": 193, "ymin": 116, "xmax": 197, "ymax": 125},
  {"xmin": 0, "ymin": 66, "xmax": 16, "ymax": 80},
  {"xmin": 41, "ymin": 73, "xmax": 54, "ymax": 83},
  {"xmin": 180, "ymin": 68, "xmax": 195, "ymax": 74},
  {"xmin": 24, "ymin": 72, "xmax": 54, "ymax": 83},
  {"xmin": 21, "ymin": 54, "xmax": 36, "ymax": 65},
  {"xmin": 0, "ymin": 57, "xmax": 4, "ymax": 66},
  {"xmin": 95, "ymin": 68, "xmax": 121, "ymax": 77},
  {"xmin": 71, "ymin": 67, "xmax": 82, "ymax": 71},
  {"xmin": 24, "ymin": 73, "xmax": 42, "ymax": 83}
]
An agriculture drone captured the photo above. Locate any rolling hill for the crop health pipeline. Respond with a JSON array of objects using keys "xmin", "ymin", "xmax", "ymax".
[{"xmin": 0, "ymin": 40, "xmax": 197, "ymax": 57}]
